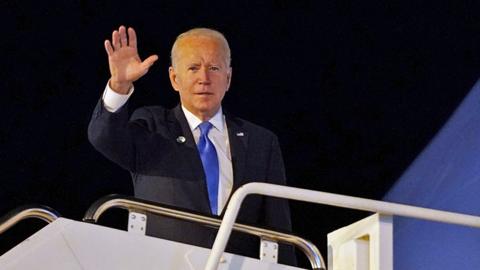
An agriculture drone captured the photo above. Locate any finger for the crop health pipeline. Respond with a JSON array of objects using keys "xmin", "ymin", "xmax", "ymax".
[
  {"xmin": 119, "ymin": 25, "xmax": 127, "ymax": 47},
  {"xmin": 104, "ymin": 40, "xmax": 114, "ymax": 56},
  {"xmin": 112, "ymin": 30, "xmax": 120, "ymax": 50},
  {"xmin": 141, "ymin": 55, "xmax": 159, "ymax": 69},
  {"xmin": 128, "ymin": 27, "xmax": 137, "ymax": 48}
]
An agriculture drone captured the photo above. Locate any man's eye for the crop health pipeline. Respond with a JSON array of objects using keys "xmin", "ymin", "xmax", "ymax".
[
  {"xmin": 209, "ymin": 66, "xmax": 220, "ymax": 71},
  {"xmin": 188, "ymin": 66, "xmax": 198, "ymax": 71}
]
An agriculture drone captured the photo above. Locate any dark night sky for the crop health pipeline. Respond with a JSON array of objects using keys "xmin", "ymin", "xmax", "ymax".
[{"xmin": 1, "ymin": 1, "xmax": 480, "ymax": 266}]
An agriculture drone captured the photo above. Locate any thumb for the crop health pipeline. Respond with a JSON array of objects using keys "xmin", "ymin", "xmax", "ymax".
[{"xmin": 142, "ymin": 55, "xmax": 158, "ymax": 69}]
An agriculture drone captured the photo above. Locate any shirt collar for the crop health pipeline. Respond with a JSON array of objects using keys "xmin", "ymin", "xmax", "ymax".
[{"xmin": 181, "ymin": 105, "xmax": 224, "ymax": 132}]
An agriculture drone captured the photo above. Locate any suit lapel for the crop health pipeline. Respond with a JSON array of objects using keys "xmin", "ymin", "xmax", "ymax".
[
  {"xmin": 226, "ymin": 114, "xmax": 249, "ymax": 192},
  {"xmin": 171, "ymin": 105, "xmax": 211, "ymax": 213},
  {"xmin": 172, "ymin": 105, "xmax": 197, "ymax": 151}
]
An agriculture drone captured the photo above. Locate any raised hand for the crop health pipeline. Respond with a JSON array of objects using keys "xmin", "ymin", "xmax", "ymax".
[{"xmin": 104, "ymin": 26, "xmax": 158, "ymax": 94}]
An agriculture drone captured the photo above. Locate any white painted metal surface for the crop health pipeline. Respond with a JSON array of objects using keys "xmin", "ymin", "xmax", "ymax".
[
  {"xmin": 0, "ymin": 218, "xmax": 305, "ymax": 270},
  {"xmin": 127, "ymin": 211, "xmax": 147, "ymax": 235},
  {"xmin": 336, "ymin": 239, "xmax": 369, "ymax": 270},
  {"xmin": 205, "ymin": 182, "xmax": 480, "ymax": 270},
  {"xmin": 260, "ymin": 238, "xmax": 279, "ymax": 263},
  {"xmin": 328, "ymin": 214, "xmax": 392, "ymax": 270}
]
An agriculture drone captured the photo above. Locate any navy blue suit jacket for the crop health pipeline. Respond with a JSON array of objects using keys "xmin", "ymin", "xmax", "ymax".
[{"xmin": 88, "ymin": 100, "xmax": 296, "ymax": 265}]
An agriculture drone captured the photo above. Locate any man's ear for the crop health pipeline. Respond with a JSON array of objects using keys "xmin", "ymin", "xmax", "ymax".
[
  {"xmin": 169, "ymin": 66, "xmax": 180, "ymax": 92},
  {"xmin": 226, "ymin": 67, "xmax": 232, "ymax": 91}
]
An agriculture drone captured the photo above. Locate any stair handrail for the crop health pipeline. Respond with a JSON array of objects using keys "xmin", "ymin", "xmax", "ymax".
[
  {"xmin": 205, "ymin": 182, "xmax": 480, "ymax": 270},
  {"xmin": 0, "ymin": 205, "xmax": 61, "ymax": 235},
  {"xmin": 83, "ymin": 194, "xmax": 326, "ymax": 270}
]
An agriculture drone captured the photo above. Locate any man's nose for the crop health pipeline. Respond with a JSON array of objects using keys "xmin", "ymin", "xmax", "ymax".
[{"xmin": 198, "ymin": 67, "xmax": 211, "ymax": 84}]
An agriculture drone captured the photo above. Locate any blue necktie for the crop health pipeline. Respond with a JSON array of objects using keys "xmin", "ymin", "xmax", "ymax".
[{"xmin": 197, "ymin": 122, "xmax": 219, "ymax": 215}]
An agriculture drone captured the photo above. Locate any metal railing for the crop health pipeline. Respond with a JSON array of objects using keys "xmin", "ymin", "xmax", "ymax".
[
  {"xmin": 0, "ymin": 205, "xmax": 61, "ymax": 235},
  {"xmin": 205, "ymin": 182, "xmax": 480, "ymax": 270},
  {"xmin": 83, "ymin": 194, "xmax": 326, "ymax": 270}
]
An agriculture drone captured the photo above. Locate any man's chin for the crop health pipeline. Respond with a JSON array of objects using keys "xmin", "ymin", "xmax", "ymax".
[{"xmin": 183, "ymin": 103, "xmax": 220, "ymax": 119}]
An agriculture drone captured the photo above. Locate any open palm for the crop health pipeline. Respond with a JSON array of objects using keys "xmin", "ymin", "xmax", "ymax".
[{"xmin": 105, "ymin": 26, "xmax": 158, "ymax": 94}]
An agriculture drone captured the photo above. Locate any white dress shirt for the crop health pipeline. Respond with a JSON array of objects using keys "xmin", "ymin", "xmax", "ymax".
[
  {"xmin": 102, "ymin": 83, "xmax": 233, "ymax": 215},
  {"xmin": 181, "ymin": 106, "xmax": 233, "ymax": 215}
]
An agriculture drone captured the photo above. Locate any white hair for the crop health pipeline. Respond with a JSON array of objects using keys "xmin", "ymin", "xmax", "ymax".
[{"xmin": 170, "ymin": 28, "xmax": 231, "ymax": 69}]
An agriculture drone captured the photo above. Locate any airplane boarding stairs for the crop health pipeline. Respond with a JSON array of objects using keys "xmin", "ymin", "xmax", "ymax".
[{"xmin": 1, "ymin": 183, "xmax": 480, "ymax": 270}]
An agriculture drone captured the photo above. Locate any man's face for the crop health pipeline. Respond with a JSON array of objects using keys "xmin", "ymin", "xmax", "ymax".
[{"xmin": 169, "ymin": 36, "xmax": 232, "ymax": 120}]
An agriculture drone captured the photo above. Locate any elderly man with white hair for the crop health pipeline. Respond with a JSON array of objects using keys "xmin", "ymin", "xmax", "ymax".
[{"xmin": 88, "ymin": 25, "xmax": 296, "ymax": 265}]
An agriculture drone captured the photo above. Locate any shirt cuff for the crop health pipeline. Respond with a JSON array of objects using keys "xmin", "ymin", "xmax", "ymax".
[{"xmin": 102, "ymin": 81, "xmax": 134, "ymax": 112}]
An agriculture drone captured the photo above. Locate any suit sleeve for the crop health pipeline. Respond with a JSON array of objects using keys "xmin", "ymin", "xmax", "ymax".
[
  {"xmin": 87, "ymin": 99, "xmax": 137, "ymax": 171},
  {"xmin": 264, "ymin": 135, "xmax": 297, "ymax": 266}
]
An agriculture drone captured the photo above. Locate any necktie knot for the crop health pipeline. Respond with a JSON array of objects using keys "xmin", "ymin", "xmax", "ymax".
[{"xmin": 198, "ymin": 121, "xmax": 213, "ymax": 136}]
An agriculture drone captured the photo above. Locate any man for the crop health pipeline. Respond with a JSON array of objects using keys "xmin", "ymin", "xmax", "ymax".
[{"xmin": 88, "ymin": 26, "xmax": 295, "ymax": 265}]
